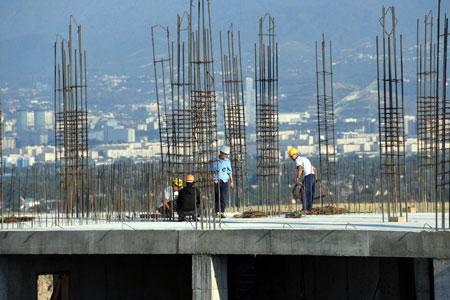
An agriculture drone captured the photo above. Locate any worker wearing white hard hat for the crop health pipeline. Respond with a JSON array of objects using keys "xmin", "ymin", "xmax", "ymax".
[{"xmin": 213, "ymin": 145, "xmax": 233, "ymax": 217}]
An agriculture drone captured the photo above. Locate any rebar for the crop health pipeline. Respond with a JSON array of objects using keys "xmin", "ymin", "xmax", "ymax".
[
  {"xmin": 0, "ymin": 96, "xmax": 3, "ymax": 229},
  {"xmin": 54, "ymin": 17, "xmax": 89, "ymax": 223},
  {"xmin": 189, "ymin": 0, "xmax": 219, "ymax": 229},
  {"xmin": 315, "ymin": 33, "xmax": 338, "ymax": 207},
  {"xmin": 416, "ymin": 11, "xmax": 438, "ymax": 213},
  {"xmin": 220, "ymin": 25, "xmax": 249, "ymax": 210},
  {"xmin": 376, "ymin": 6, "xmax": 408, "ymax": 222},
  {"xmin": 438, "ymin": 9, "xmax": 450, "ymax": 230},
  {"xmin": 255, "ymin": 14, "xmax": 280, "ymax": 215}
]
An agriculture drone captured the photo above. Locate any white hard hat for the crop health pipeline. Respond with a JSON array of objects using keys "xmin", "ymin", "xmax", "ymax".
[{"xmin": 220, "ymin": 145, "xmax": 230, "ymax": 155}]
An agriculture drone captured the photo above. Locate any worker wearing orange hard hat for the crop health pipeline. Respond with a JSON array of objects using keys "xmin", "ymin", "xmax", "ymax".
[{"xmin": 176, "ymin": 174, "xmax": 200, "ymax": 221}]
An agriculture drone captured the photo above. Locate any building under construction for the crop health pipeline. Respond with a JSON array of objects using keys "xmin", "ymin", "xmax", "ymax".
[{"xmin": 1, "ymin": 2, "xmax": 450, "ymax": 299}]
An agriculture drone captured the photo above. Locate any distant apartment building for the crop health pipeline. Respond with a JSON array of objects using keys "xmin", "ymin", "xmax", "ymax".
[
  {"xmin": 104, "ymin": 127, "xmax": 136, "ymax": 143},
  {"xmin": 279, "ymin": 112, "xmax": 311, "ymax": 124},
  {"xmin": 3, "ymin": 137, "xmax": 16, "ymax": 149},
  {"xmin": 16, "ymin": 110, "xmax": 34, "ymax": 132},
  {"xmin": 336, "ymin": 132, "xmax": 378, "ymax": 154},
  {"xmin": 404, "ymin": 115, "xmax": 417, "ymax": 137},
  {"xmin": 244, "ymin": 77, "xmax": 255, "ymax": 126},
  {"xmin": 35, "ymin": 110, "xmax": 54, "ymax": 131},
  {"xmin": 95, "ymin": 142, "xmax": 160, "ymax": 160}
]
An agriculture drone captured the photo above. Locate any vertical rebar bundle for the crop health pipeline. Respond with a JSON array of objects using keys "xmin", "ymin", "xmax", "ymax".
[
  {"xmin": 151, "ymin": 25, "xmax": 174, "ymax": 189},
  {"xmin": 220, "ymin": 25, "xmax": 249, "ymax": 210},
  {"xmin": 54, "ymin": 17, "xmax": 89, "ymax": 222},
  {"xmin": 416, "ymin": 11, "xmax": 438, "ymax": 210},
  {"xmin": 0, "ymin": 96, "xmax": 3, "ymax": 229},
  {"xmin": 171, "ymin": 13, "xmax": 195, "ymax": 186},
  {"xmin": 437, "ymin": 7, "xmax": 450, "ymax": 229},
  {"xmin": 315, "ymin": 34, "xmax": 338, "ymax": 207},
  {"xmin": 151, "ymin": 13, "xmax": 195, "ymax": 220},
  {"xmin": 189, "ymin": 0, "xmax": 218, "ymax": 228},
  {"xmin": 376, "ymin": 6, "xmax": 408, "ymax": 222},
  {"xmin": 255, "ymin": 14, "xmax": 280, "ymax": 214}
]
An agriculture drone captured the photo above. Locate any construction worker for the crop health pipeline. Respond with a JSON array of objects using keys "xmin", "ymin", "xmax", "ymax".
[
  {"xmin": 214, "ymin": 145, "xmax": 233, "ymax": 217},
  {"xmin": 176, "ymin": 174, "xmax": 200, "ymax": 221},
  {"xmin": 288, "ymin": 147, "xmax": 316, "ymax": 211},
  {"xmin": 157, "ymin": 178, "xmax": 182, "ymax": 216}
]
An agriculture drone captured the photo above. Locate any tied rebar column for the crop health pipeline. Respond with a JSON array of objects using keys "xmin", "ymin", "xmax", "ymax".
[
  {"xmin": 416, "ymin": 11, "xmax": 438, "ymax": 213},
  {"xmin": 171, "ymin": 12, "xmax": 194, "ymax": 191},
  {"xmin": 220, "ymin": 25, "xmax": 249, "ymax": 210},
  {"xmin": 255, "ymin": 14, "xmax": 280, "ymax": 215},
  {"xmin": 0, "ymin": 96, "xmax": 3, "ymax": 229},
  {"xmin": 54, "ymin": 16, "xmax": 89, "ymax": 224},
  {"xmin": 151, "ymin": 25, "xmax": 176, "ymax": 220},
  {"xmin": 438, "ymin": 11, "xmax": 450, "ymax": 230},
  {"xmin": 315, "ymin": 33, "xmax": 338, "ymax": 208},
  {"xmin": 376, "ymin": 6, "xmax": 408, "ymax": 222},
  {"xmin": 189, "ymin": 0, "xmax": 218, "ymax": 229}
]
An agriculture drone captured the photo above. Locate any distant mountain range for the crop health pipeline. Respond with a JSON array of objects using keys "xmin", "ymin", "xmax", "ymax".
[{"xmin": 0, "ymin": 0, "xmax": 441, "ymax": 118}]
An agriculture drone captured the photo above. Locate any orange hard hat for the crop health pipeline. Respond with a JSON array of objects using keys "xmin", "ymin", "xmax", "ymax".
[{"xmin": 186, "ymin": 174, "xmax": 195, "ymax": 183}]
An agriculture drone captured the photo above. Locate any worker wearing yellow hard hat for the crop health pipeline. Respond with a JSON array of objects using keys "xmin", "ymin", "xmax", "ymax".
[
  {"xmin": 172, "ymin": 178, "xmax": 183, "ymax": 187},
  {"xmin": 288, "ymin": 147, "xmax": 317, "ymax": 212},
  {"xmin": 157, "ymin": 177, "xmax": 183, "ymax": 216},
  {"xmin": 288, "ymin": 147, "xmax": 299, "ymax": 157}
]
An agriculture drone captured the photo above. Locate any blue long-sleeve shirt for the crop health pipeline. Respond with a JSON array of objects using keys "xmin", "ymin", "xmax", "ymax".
[{"xmin": 213, "ymin": 157, "xmax": 232, "ymax": 183}]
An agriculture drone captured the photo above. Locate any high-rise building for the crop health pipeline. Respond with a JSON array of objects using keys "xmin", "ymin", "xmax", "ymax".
[
  {"xmin": 244, "ymin": 77, "xmax": 255, "ymax": 127},
  {"xmin": 16, "ymin": 110, "xmax": 34, "ymax": 132},
  {"xmin": 35, "ymin": 111, "xmax": 54, "ymax": 131}
]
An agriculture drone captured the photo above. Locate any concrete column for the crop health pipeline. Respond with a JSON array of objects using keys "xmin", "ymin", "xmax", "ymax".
[
  {"xmin": 414, "ymin": 258, "xmax": 431, "ymax": 300},
  {"xmin": 192, "ymin": 255, "xmax": 228, "ymax": 300},
  {"xmin": 434, "ymin": 259, "xmax": 450, "ymax": 300}
]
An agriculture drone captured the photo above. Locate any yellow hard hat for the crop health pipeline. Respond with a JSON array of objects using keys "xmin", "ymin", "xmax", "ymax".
[
  {"xmin": 186, "ymin": 174, "xmax": 195, "ymax": 183},
  {"xmin": 288, "ymin": 147, "xmax": 298, "ymax": 157},
  {"xmin": 172, "ymin": 178, "xmax": 183, "ymax": 187}
]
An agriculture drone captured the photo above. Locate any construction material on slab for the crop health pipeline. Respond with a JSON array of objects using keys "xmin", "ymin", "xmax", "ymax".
[{"xmin": 234, "ymin": 211, "xmax": 267, "ymax": 218}]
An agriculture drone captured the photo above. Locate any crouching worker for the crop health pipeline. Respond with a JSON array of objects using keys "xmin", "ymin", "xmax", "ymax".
[
  {"xmin": 288, "ymin": 147, "xmax": 316, "ymax": 212},
  {"xmin": 157, "ymin": 178, "xmax": 182, "ymax": 217},
  {"xmin": 176, "ymin": 174, "xmax": 200, "ymax": 221}
]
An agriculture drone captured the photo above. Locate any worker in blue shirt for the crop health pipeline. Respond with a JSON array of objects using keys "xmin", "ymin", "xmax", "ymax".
[{"xmin": 214, "ymin": 145, "xmax": 233, "ymax": 217}]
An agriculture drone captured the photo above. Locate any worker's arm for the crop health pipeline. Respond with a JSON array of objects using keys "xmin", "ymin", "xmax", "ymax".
[
  {"xmin": 196, "ymin": 188, "xmax": 201, "ymax": 207},
  {"xmin": 176, "ymin": 192, "xmax": 182, "ymax": 211},
  {"xmin": 229, "ymin": 172, "xmax": 234, "ymax": 189},
  {"xmin": 162, "ymin": 191, "xmax": 170, "ymax": 209},
  {"xmin": 296, "ymin": 166, "xmax": 303, "ymax": 185},
  {"xmin": 312, "ymin": 166, "xmax": 318, "ymax": 177}
]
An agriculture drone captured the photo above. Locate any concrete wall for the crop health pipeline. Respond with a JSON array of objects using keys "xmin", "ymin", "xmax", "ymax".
[
  {"xmin": 0, "ymin": 255, "xmax": 192, "ymax": 300},
  {"xmin": 0, "ymin": 254, "xmax": 437, "ymax": 300},
  {"xmin": 228, "ymin": 255, "xmax": 421, "ymax": 300}
]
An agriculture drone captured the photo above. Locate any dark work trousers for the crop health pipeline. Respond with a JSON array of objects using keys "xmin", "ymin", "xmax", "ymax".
[
  {"xmin": 214, "ymin": 180, "xmax": 229, "ymax": 213},
  {"xmin": 304, "ymin": 174, "xmax": 316, "ymax": 210}
]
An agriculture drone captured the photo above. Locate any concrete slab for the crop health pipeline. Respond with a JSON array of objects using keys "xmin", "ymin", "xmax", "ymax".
[
  {"xmin": 0, "ymin": 213, "xmax": 446, "ymax": 232},
  {"xmin": 0, "ymin": 213, "xmax": 449, "ymax": 258}
]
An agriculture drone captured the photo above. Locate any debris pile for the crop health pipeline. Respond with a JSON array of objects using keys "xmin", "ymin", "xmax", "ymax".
[
  {"xmin": 1, "ymin": 216, "xmax": 35, "ymax": 223},
  {"xmin": 234, "ymin": 211, "xmax": 267, "ymax": 218}
]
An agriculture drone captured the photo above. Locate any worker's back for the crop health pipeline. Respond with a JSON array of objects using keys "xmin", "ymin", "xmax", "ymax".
[{"xmin": 177, "ymin": 183, "xmax": 200, "ymax": 212}]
